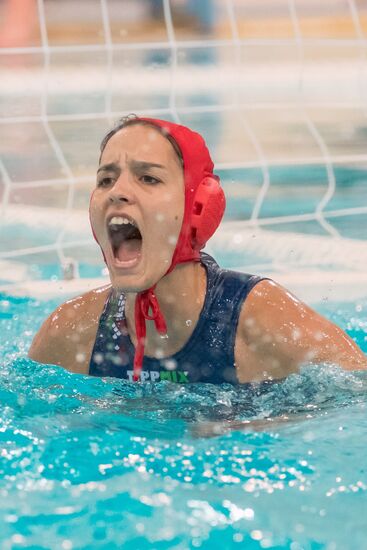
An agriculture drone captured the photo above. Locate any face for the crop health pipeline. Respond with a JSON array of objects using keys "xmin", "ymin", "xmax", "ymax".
[{"xmin": 90, "ymin": 123, "xmax": 185, "ymax": 292}]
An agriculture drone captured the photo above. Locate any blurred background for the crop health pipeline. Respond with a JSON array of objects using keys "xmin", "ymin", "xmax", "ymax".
[{"xmin": 1, "ymin": 0, "xmax": 367, "ymax": 297}]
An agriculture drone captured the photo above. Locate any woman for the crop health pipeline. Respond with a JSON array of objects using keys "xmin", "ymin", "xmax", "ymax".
[{"xmin": 29, "ymin": 115, "xmax": 367, "ymax": 383}]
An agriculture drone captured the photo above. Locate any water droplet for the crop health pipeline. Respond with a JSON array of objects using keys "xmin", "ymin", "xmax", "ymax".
[{"xmin": 164, "ymin": 359, "xmax": 177, "ymax": 371}]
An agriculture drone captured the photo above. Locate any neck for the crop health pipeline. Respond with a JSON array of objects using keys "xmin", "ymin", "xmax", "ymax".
[{"xmin": 123, "ymin": 260, "xmax": 207, "ymax": 357}]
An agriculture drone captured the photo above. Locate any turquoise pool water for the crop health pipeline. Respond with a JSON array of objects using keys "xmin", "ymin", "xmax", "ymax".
[{"xmin": 0, "ymin": 293, "xmax": 366, "ymax": 549}]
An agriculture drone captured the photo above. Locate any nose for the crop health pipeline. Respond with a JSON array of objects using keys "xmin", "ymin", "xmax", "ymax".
[{"xmin": 108, "ymin": 172, "xmax": 135, "ymax": 205}]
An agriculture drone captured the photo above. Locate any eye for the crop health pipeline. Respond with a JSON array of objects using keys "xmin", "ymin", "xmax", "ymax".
[
  {"xmin": 97, "ymin": 176, "xmax": 115, "ymax": 188},
  {"xmin": 140, "ymin": 174, "xmax": 161, "ymax": 185}
]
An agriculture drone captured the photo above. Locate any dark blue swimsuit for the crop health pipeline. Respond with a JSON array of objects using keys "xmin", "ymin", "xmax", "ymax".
[{"xmin": 89, "ymin": 254, "xmax": 264, "ymax": 384}]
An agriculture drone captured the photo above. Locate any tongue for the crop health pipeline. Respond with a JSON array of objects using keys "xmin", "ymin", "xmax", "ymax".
[{"xmin": 116, "ymin": 239, "xmax": 142, "ymax": 262}]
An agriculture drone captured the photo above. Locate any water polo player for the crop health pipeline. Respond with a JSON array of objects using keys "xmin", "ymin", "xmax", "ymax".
[{"xmin": 28, "ymin": 116, "xmax": 367, "ymax": 382}]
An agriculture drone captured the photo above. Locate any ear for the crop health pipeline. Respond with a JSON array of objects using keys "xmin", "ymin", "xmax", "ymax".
[{"xmin": 190, "ymin": 176, "xmax": 226, "ymax": 250}]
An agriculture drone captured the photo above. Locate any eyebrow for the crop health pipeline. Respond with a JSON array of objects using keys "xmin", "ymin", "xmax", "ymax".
[
  {"xmin": 97, "ymin": 159, "xmax": 166, "ymax": 174},
  {"xmin": 129, "ymin": 159, "xmax": 166, "ymax": 171},
  {"xmin": 97, "ymin": 162, "xmax": 120, "ymax": 175}
]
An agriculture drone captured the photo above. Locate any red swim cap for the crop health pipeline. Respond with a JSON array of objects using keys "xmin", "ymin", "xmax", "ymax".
[{"xmin": 139, "ymin": 118, "xmax": 223, "ymax": 267}]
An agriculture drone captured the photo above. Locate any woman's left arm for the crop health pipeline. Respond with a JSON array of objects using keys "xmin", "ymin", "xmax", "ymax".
[{"xmin": 236, "ymin": 280, "xmax": 367, "ymax": 381}]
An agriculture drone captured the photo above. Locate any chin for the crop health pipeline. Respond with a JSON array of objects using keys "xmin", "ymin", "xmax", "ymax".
[
  {"xmin": 109, "ymin": 270, "xmax": 146, "ymax": 294},
  {"xmin": 108, "ymin": 266, "xmax": 156, "ymax": 294},
  {"xmin": 109, "ymin": 262, "xmax": 172, "ymax": 294}
]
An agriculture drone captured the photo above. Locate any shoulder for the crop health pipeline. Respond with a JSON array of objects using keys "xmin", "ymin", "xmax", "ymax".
[
  {"xmin": 235, "ymin": 279, "xmax": 317, "ymax": 381},
  {"xmin": 235, "ymin": 278, "xmax": 367, "ymax": 379},
  {"xmin": 54, "ymin": 283, "xmax": 111, "ymax": 327},
  {"xmin": 240, "ymin": 278, "xmax": 320, "ymax": 334},
  {"xmin": 28, "ymin": 284, "xmax": 111, "ymax": 373},
  {"xmin": 238, "ymin": 278, "xmax": 315, "ymax": 346},
  {"xmin": 43, "ymin": 283, "xmax": 111, "ymax": 336}
]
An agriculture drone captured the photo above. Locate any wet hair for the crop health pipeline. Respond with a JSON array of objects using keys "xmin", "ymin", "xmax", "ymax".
[{"xmin": 99, "ymin": 114, "xmax": 184, "ymax": 167}]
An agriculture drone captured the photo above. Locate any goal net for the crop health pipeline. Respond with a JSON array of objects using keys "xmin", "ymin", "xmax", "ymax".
[{"xmin": 1, "ymin": 0, "xmax": 367, "ymax": 301}]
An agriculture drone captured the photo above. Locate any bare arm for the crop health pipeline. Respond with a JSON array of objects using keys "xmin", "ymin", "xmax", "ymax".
[
  {"xmin": 28, "ymin": 286, "xmax": 109, "ymax": 374},
  {"xmin": 28, "ymin": 303, "xmax": 91, "ymax": 374},
  {"xmin": 28, "ymin": 312, "xmax": 63, "ymax": 367},
  {"xmin": 192, "ymin": 414, "xmax": 300, "ymax": 438},
  {"xmin": 236, "ymin": 280, "xmax": 367, "ymax": 382}
]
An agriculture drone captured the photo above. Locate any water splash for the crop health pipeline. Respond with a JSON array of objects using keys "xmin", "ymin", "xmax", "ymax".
[{"xmin": 1, "ymin": 293, "xmax": 367, "ymax": 548}]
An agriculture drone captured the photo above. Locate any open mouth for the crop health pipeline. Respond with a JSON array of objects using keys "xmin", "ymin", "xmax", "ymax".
[{"xmin": 107, "ymin": 215, "xmax": 142, "ymax": 265}]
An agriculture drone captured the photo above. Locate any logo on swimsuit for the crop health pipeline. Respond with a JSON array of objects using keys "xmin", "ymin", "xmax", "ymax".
[{"xmin": 126, "ymin": 370, "xmax": 189, "ymax": 383}]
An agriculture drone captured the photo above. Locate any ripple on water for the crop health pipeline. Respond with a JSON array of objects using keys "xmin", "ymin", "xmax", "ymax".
[{"xmin": 0, "ymin": 294, "xmax": 366, "ymax": 548}]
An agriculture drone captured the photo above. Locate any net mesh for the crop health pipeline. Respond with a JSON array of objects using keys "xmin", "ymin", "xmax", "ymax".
[{"xmin": 1, "ymin": 0, "xmax": 367, "ymax": 294}]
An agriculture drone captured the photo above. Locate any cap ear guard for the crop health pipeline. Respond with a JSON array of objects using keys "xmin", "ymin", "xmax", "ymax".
[{"xmin": 190, "ymin": 176, "xmax": 226, "ymax": 250}]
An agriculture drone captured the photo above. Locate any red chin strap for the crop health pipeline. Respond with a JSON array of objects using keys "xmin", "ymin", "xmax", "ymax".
[
  {"xmin": 91, "ymin": 117, "xmax": 225, "ymax": 381},
  {"xmin": 133, "ymin": 287, "xmax": 167, "ymax": 380}
]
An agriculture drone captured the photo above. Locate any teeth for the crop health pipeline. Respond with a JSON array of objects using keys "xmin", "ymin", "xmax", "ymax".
[{"xmin": 109, "ymin": 216, "xmax": 136, "ymax": 227}]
